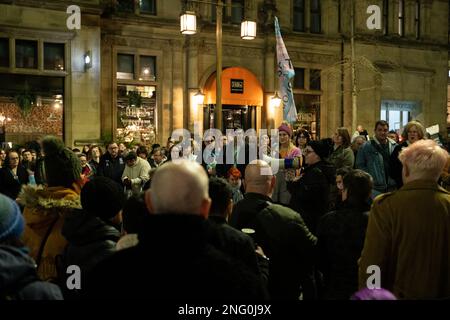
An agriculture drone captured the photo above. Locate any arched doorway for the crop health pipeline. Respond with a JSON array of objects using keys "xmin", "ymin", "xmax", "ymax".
[{"xmin": 202, "ymin": 67, "xmax": 263, "ymax": 131}]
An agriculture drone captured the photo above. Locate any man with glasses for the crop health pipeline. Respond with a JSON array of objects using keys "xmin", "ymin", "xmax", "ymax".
[
  {"xmin": 0, "ymin": 150, "xmax": 30, "ymax": 199},
  {"xmin": 97, "ymin": 142, "xmax": 125, "ymax": 186}
]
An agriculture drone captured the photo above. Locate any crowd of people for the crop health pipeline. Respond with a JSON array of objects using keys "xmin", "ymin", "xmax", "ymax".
[{"xmin": 0, "ymin": 118, "xmax": 449, "ymax": 300}]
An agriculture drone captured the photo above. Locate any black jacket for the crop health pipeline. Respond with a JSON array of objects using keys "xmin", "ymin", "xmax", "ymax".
[
  {"xmin": 97, "ymin": 153, "xmax": 125, "ymax": 185},
  {"xmin": 316, "ymin": 203, "xmax": 369, "ymax": 300},
  {"xmin": 389, "ymin": 141, "xmax": 408, "ymax": 189},
  {"xmin": 62, "ymin": 209, "xmax": 121, "ymax": 275},
  {"xmin": 230, "ymin": 193, "xmax": 317, "ymax": 300},
  {"xmin": 0, "ymin": 165, "xmax": 29, "ymax": 199},
  {"xmin": 288, "ymin": 160, "xmax": 336, "ymax": 233},
  {"xmin": 0, "ymin": 245, "xmax": 63, "ymax": 300},
  {"xmin": 206, "ymin": 215, "xmax": 269, "ymax": 284},
  {"xmin": 61, "ymin": 210, "xmax": 121, "ymax": 299},
  {"xmin": 84, "ymin": 214, "xmax": 267, "ymax": 300}
]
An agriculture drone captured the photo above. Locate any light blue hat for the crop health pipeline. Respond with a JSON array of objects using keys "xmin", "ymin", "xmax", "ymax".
[{"xmin": 0, "ymin": 194, "xmax": 24, "ymax": 242}]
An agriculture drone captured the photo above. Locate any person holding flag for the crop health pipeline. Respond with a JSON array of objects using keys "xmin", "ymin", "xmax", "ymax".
[{"xmin": 275, "ymin": 16, "xmax": 297, "ymax": 124}]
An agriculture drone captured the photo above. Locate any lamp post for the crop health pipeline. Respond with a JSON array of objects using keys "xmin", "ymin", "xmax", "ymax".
[
  {"xmin": 180, "ymin": 0, "xmax": 256, "ymax": 132},
  {"xmin": 215, "ymin": 0, "xmax": 223, "ymax": 131}
]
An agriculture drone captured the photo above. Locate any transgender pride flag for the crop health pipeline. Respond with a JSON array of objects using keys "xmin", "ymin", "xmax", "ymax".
[{"xmin": 274, "ymin": 16, "xmax": 297, "ymax": 124}]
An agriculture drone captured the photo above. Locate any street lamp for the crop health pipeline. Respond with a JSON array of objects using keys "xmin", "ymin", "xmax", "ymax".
[
  {"xmin": 180, "ymin": 0, "xmax": 256, "ymax": 131},
  {"xmin": 241, "ymin": 20, "xmax": 257, "ymax": 40},
  {"xmin": 270, "ymin": 91, "xmax": 282, "ymax": 108},
  {"xmin": 180, "ymin": 11, "xmax": 197, "ymax": 35},
  {"xmin": 194, "ymin": 89, "xmax": 205, "ymax": 105}
]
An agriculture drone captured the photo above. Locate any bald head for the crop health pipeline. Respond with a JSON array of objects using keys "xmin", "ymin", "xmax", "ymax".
[
  {"xmin": 146, "ymin": 160, "xmax": 211, "ymax": 217},
  {"xmin": 244, "ymin": 160, "xmax": 275, "ymax": 197}
]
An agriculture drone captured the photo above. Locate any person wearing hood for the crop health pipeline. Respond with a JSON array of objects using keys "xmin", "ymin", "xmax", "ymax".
[
  {"xmin": 18, "ymin": 136, "xmax": 82, "ymax": 282},
  {"xmin": 122, "ymin": 151, "xmax": 151, "ymax": 196},
  {"xmin": 61, "ymin": 177, "xmax": 124, "ymax": 297},
  {"xmin": 0, "ymin": 193, "xmax": 63, "ymax": 299},
  {"xmin": 288, "ymin": 139, "xmax": 336, "ymax": 233}
]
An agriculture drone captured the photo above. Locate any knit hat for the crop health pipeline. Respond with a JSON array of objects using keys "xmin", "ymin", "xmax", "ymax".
[
  {"xmin": 308, "ymin": 139, "xmax": 333, "ymax": 160},
  {"xmin": 0, "ymin": 194, "xmax": 24, "ymax": 242},
  {"xmin": 351, "ymin": 288, "xmax": 397, "ymax": 300},
  {"xmin": 81, "ymin": 177, "xmax": 125, "ymax": 221},
  {"xmin": 278, "ymin": 123, "xmax": 293, "ymax": 137},
  {"xmin": 42, "ymin": 136, "xmax": 81, "ymax": 188}
]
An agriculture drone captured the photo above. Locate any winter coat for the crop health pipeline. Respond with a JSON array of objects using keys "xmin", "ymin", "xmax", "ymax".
[
  {"xmin": 121, "ymin": 157, "xmax": 151, "ymax": 195},
  {"xmin": 18, "ymin": 185, "xmax": 81, "ymax": 282},
  {"xmin": 328, "ymin": 145, "xmax": 355, "ymax": 170},
  {"xmin": 0, "ymin": 165, "xmax": 29, "ymax": 200},
  {"xmin": 389, "ymin": 141, "xmax": 409, "ymax": 189},
  {"xmin": 97, "ymin": 153, "xmax": 125, "ymax": 185},
  {"xmin": 85, "ymin": 214, "xmax": 268, "ymax": 300},
  {"xmin": 0, "ymin": 245, "xmax": 63, "ymax": 300},
  {"xmin": 230, "ymin": 193, "xmax": 317, "ymax": 300},
  {"xmin": 356, "ymin": 138, "xmax": 397, "ymax": 196},
  {"xmin": 61, "ymin": 209, "xmax": 121, "ymax": 277},
  {"xmin": 288, "ymin": 160, "xmax": 336, "ymax": 233},
  {"xmin": 206, "ymin": 215, "xmax": 268, "ymax": 284},
  {"xmin": 359, "ymin": 180, "xmax": 450, "ymax": 299},
  {"xmin": 316, "ymin": 203, "xmax": 370, "ymax": 299}
]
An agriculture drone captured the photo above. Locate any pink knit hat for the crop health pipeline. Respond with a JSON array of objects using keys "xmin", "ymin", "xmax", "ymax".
[{"xmin": 278, "ymin": 123, "xmax": 293, "ymax": 137}]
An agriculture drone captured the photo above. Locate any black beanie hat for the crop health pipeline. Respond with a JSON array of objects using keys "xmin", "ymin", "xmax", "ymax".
[
  {"xmin": 81, "ymin": 177, "xmax": 125, "ymax": 221},
  {"xmin": 42, "ymin": 136, "xmax": 81, "ymax": 188},
  {"xmin": 308, "ymin": 139, "xmax": 333, "ymax": 160}
]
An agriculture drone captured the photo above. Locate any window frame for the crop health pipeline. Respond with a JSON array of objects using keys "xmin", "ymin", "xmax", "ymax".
[
  {"xmin": 398, "ymin": 0, "xmax": 405, "ymax": 37},
  {"xmin": 310, "ymin": 0, "xmax": 321, "ymax": 34},
  {"xmin": 383, "ymin": 0, "xmax": 389, "ymax": 35},
  {"xmin": 139, "ymin": 0, "xmax": 157, "ymax": 16},
  {"xmin": 414, "ymin": 1, "xmax": 420, "ymax": 39},
  {"xmin": 230, "ymin": 0, "xmax": 244, "ymax": 25},
  {"xmin": 293, "ymin": 0, "xmax": 306, "ymax": 32}
]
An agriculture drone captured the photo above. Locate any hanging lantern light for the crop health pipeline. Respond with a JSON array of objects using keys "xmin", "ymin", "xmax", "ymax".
[
  {"xmin": 194, "ymin": 89, "xmax": 205, "ymax": 105},
  {"xmin": 270, "ymin": 91, "xmax": 282, "ymax": 108},
  {"xmin": 241, "ymin": 20, "xmax": 257, "ymax": 40},
  {"xmin": 180, "ymin": 11, "xmax": 197, "ymax": 35}
]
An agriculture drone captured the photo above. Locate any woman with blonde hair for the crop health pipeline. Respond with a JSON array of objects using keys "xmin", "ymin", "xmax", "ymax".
[{"xmin": 389, "ymin": 120, "xmax": 425, "ymax": 188}]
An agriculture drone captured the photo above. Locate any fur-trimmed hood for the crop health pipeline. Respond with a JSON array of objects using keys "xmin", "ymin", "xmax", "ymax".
[{"xmin": 18, "ymin": 185, "xmax": 81, "ymax": 210}]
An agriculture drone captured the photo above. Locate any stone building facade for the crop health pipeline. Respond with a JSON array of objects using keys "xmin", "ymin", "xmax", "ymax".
[{"xmin": 0, "ymin": 0, "xmax": 448, "ymax": 147}]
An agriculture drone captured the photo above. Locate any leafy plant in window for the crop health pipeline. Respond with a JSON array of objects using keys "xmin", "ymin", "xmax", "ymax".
[
  {"xmin": 14, "ymin": 84, "xmax": 36, "ymax": 118},
  {"xmin": 128, "ymin": 91, "xmax": 142, "ymax": 108}
]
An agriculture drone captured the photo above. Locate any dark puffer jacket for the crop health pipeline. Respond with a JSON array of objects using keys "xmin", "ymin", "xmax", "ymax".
[
  {"xmin": 0, "ymin": 245, "xmax": 63, "ymax": 300},
  {"xmin": 316, "ymin": 203, "xmax": 370, "ymax": 300},
  {"xmin": 61, "ymin": 209, "xmax": 121, "ymax": 275},
  {"xmin": 288, "ymin": 160, "xmax": 336, "ymax": 233}
]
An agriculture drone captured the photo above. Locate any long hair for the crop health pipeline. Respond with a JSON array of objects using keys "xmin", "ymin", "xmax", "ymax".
[{"xmin": 336, "ymin": 127, "xmax": 351, "ymax": 148}]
